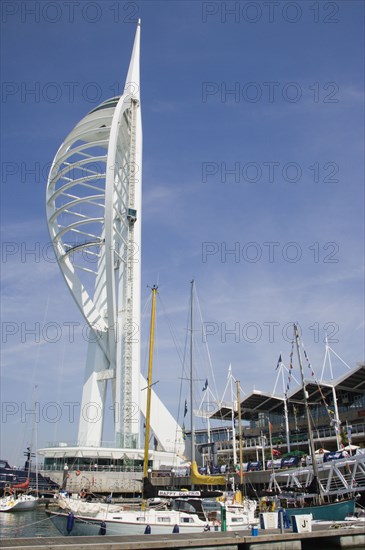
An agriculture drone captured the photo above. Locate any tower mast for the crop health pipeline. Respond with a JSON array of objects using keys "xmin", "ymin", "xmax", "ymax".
[
  {"xmin": 46, "ymin": 21, "xmax": 185, "ymax": 462},
  {"xmin": 46, "ymin": 22, "xmax": 142, "ymax": 449}
]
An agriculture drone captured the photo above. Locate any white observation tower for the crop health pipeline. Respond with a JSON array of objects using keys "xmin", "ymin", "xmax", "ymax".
[{"xmin": 45, "ymin": 22, "xmax": 184, "ymax": 462}]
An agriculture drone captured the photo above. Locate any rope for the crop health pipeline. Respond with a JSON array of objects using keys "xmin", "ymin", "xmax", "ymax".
[
  {"xmin": 156, "ymin": 292, "xmax": 188, "ymax": 462},
  {"xmin": 301, "ymin": 339, "xmax": 339, "ymax": 432},
  {"xmin": 195, "ymin": 284, "xmax": 219, "ymax": 401}
]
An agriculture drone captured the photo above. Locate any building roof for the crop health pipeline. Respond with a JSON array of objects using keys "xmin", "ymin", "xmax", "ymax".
[
  {"xmin": 209, "ymin": 363, "xmax": 365, "ymax": 420},
  {"xmin": 239, "ymin": 391, "xmax": 285, "ymax": 419},
  {"xmin": 334, "ymin": 362, "xmax": 365, "ymax": 394},
  {"xmin": 288, "ymin": 362, "xmax": 365, "ymax": 405},
  {"xmin": 209, "ymin": 390, "xmax": 285, "ymax": 421}
]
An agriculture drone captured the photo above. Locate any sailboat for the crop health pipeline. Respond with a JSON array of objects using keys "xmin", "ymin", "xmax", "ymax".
[
  {"xmin": 0, "ymin": 448, "xmax": 38, "ymax": 512},
  {"xmin": 0, "ymin": 492, "xmax": 38, "ymax": 513},
  {"xmin": 268, "ymin": 324, "xmax": 356, "ymax": 521}
]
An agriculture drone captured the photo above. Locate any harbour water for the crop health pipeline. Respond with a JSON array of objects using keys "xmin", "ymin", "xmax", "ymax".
[{"xmin": 0, "ymin": 508, "xmax": 60, "ymax": 539}]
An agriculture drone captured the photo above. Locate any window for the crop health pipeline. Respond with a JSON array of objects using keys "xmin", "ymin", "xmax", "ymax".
[{"xmin": 157, "ymin": 517, "xmax": 171, "ymax": 523}]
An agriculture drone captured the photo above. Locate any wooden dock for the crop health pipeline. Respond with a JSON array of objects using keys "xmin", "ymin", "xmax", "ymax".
[{"xmin": 1, "ymin": 527, "xmax": 364, "ymax": 550}]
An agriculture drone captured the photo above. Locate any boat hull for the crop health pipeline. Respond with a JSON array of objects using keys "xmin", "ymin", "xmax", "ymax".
[
  {"xmin": 47, "ymin": 511, "xmax": 220, "ymax": 536},
  {"xmin": 287, "ymin": 499, "xmax": 356, "ymax": 521},
  {"xmin": 0, "ymin": 495, "xmax": 38, "ymax": 512}
]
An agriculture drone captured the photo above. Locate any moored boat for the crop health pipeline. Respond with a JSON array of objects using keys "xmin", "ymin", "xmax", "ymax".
[
  {"xmin": 271, "ymin": 495, "xmax": 357, "ymax": 522},
  {"xmin": 47, "ymin": 494, "xmax": 257, "ymax": 536},
  {"xmin": 0, "ymin": 493, "xmax": 38, "ymax": 512},
  {"xmin": 0, "ymin": 457, "xmax": 58, "ymax": 495},
  {"xmin": 286, "ymin": 498, "xmax": 356, "ymax": 521}
]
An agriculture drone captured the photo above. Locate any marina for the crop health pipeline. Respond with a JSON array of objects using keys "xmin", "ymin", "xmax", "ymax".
[{"xmin": 1, "ymin": 2, "xmax": 364, "ymax": 548}]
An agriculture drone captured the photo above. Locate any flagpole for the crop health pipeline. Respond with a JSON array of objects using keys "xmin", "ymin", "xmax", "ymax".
[
  {"xmin": 283, "ymin": 396, "xmax": 291, "ymax": 453},
  {"xmin": 268, "ymin": 418, "xmax": 274, "ymax": 465},
  {"xmin": 206, "ymin": 390, "xmax": 211, "ymax": 444},
  {"xmin": 326, "ymin": 340, "xmax": 342, "ymax": 448},
  {"xmin": 190, "ymin": 280, "xmax": 195, "ymax": 484},
  {"xmin": 332, "ymin": 384, "xmax": 342, "ymax": 449},
  {"xmin": 278, "ymin": 354, "xmax": 291, "ymax": 453}
]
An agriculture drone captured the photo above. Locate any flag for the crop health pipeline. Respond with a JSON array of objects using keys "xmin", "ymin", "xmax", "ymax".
[
  {"xmin": 202, "ymin": 379, "xmax": 208, "ymax": 391},
  {"xmin": 184, "ymin": 399, "xmax": 188, "ymax": 418},
  {"xmin": 276, "ymin": 354, "xmax": 282, "ymax": 370}
]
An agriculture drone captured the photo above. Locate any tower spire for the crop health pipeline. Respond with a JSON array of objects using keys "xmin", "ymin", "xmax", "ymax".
[{"xmin": 124, "ymin": 19, "xmax": 141, "ymax": 101}]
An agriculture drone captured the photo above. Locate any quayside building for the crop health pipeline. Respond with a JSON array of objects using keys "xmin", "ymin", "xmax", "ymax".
[{"xmin": 205, "ymin": 362, "xmax": 365, "ymax": 467}]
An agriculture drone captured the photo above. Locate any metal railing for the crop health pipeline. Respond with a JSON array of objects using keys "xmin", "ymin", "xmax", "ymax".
[
  {"xmin": 213, "ymin": 422, "xmax": 365, "ymax": 453},
  {"xmin": 45, "ymin": 440, "xmax": 120, "ymax": 448},
  {"xmin": 42, "ymin": 464, "xmax": 144, "ymax": 473}
]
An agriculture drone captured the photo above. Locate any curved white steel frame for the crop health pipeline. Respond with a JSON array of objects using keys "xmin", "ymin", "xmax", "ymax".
[
  {"xmin": 46, "ymin": 23, "xmax": 185, "ymax": 457},
  {"xmin": 46, "ymin": 25, "xmax": 142, "ymax": 449}
]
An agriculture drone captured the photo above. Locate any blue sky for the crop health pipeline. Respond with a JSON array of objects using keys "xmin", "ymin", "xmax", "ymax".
[{"xmin": 1, "ymin": 1, "xmax": 364, "ymax": 465}]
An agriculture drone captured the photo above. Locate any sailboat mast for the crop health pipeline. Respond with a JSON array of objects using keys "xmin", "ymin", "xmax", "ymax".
[
  {"xmin": 236, "ymin": 380, "xmax": 244, "ymax": 486},
  {"xmin": 190, "ymin": 279, "xmax": 195, "ymax": 467},
  {"xmin": 229, "ymin": 369, "xmax": 237, "ymax": 467},
  {"xmin": 293, "ymin": 323, "xmax": 321, "ymax": 492},
  {"xmin": 281, "ymin": 365, "xmax": 291, "ymax": 452},
  {"xmin": 143, "ymin": 285, "xmax": 158, "ymax": 479}
]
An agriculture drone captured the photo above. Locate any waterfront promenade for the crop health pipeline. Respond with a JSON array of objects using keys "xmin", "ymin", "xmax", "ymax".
[{"xmin": 1, "ymin": 526, "xmax": 365, "ymax": 550}]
